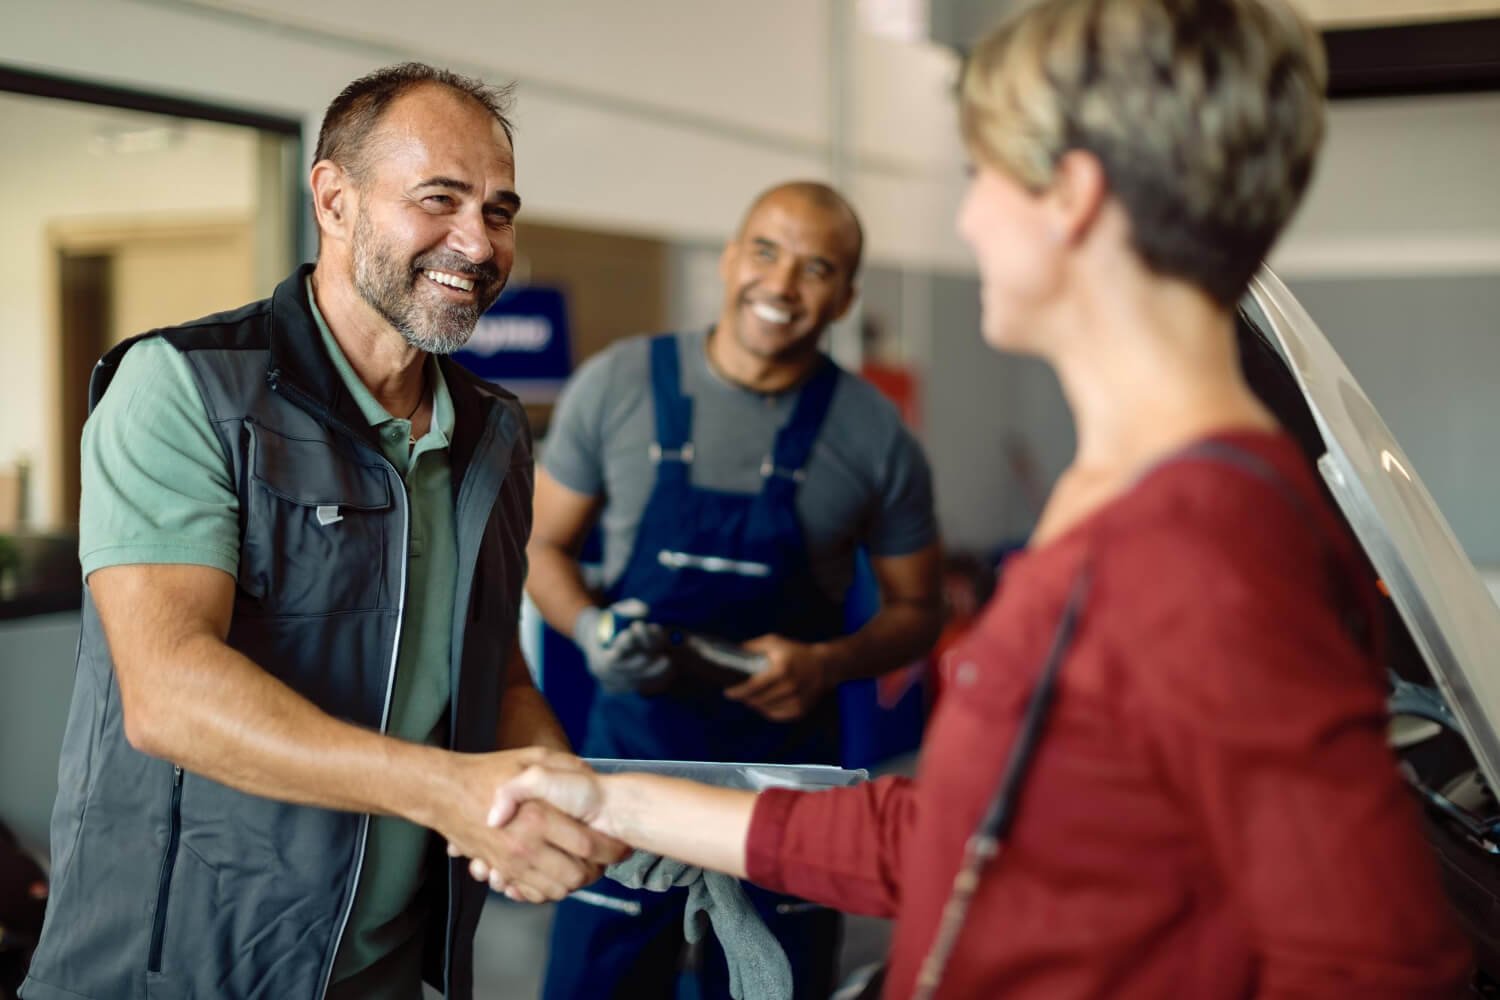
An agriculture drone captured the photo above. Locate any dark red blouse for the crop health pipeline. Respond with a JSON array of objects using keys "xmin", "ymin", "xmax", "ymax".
[{"xmin": 747, "ymin": 432, "xmax": 1470, "ymax": 999}]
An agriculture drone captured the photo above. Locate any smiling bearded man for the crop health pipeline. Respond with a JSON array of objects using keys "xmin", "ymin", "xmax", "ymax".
[
  {"xmin": 351, "ymin": 202, "xmax": 505, "ymax": 355},
  {"xmin": 21, "ymin": 63, "xmax": 625, "ymax": 1000}
]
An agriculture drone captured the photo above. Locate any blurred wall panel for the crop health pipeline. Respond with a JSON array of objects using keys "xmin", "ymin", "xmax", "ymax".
[{"xmin": 512, "ymin": 220, "xmax": 668, "ymax": 433}]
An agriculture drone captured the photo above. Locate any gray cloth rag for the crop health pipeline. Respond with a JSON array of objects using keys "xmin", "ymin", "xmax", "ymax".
[{"xmin": 606, "ymin": 851, "xmax": 793, "ymax": 1000}]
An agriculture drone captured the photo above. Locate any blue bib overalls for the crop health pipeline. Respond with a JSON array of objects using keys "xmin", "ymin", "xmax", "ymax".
[{"xmin": 542, "ymin": 335, "xmax": 844, "ymax": 999}]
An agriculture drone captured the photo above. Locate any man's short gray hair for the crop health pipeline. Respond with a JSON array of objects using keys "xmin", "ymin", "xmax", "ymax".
[{"xmin": 315, "ymin": 62, "xmax": 515, "ymax": 183}]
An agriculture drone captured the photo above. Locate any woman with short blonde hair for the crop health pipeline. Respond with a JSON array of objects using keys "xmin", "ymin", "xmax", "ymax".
[
  {"xmin": 960, "ymin": 0, "xmax": 1327, "ymax": 307},
  {"xmin": 467, "ymin": 1, "xmax": 1472, "ymax": 996}
]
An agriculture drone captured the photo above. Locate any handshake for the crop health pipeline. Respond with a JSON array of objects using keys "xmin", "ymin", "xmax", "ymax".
[{"xmin": 438, "ymin": 747, "xmax": 623, "ymax": 903}]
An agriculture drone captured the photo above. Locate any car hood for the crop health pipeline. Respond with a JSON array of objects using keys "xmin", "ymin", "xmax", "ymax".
[{"xmin": 1241, "ymin": 267, "xmax": 1500, "ymax": 793}]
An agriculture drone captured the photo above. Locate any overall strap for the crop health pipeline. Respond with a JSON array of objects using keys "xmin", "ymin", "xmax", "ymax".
[
  {"xmin": 764, "ymin": 358, "xmax": 839, "ymax": 483},
  {"xmin": 648, "ymin": 335, "xmax": 695, "ymax": 482}
]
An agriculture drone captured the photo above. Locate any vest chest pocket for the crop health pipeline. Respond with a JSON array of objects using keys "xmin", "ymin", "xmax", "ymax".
[{"xmin": 239, "ymin": 424, "xmax": 394, "ymax": 616}]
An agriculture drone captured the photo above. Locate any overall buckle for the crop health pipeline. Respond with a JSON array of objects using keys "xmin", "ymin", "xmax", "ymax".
[
  {"xmin": 759, "ymin": 457, "xmax": 806, "ymax": 482},
  {"xmin": 649, "ymin": 442, "xmax": 695, "ymax": 464}
]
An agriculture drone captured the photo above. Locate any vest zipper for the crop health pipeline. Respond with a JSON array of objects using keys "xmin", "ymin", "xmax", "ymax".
[
  {"xmin": 441, "ymin": 402, "xmax": 506, "ymax": 1000},
  {"xmin": 263, "ymin": 370, "xmax": 413, "ymax": 1000},
  {"xmin": 147, "ymin": 765, "xmax": 184, "ymax": 974},
  {"xmin": 318, "ymin": 467, "xmax": 408, "ymax": 1000}
]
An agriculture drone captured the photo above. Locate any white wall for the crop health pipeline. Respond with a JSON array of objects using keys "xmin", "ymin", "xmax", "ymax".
[
  {"xmin": 850, "ymin": 33, "xmax": 971, "ymax": 272},
  {"xmin": 0, "ymin": 0, "xmax": 973, "ymax": 269},
  {"xmin": 0, "ymin": 92, "xmax": 258, "ymax": 525},
  {"xmin": 1273, "ymin": 93, "xmax": 1500, "ymax": 278}
]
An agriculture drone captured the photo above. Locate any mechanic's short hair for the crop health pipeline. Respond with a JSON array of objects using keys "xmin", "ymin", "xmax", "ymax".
[{"xmin": 740, "ymin": 181, "xmax": 865, "ymax": 277}]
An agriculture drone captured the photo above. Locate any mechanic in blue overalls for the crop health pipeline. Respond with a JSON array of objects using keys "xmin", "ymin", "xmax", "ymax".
[{"xmin": 526, "ymin": 181, "xmax": 943, "ymax": 999}]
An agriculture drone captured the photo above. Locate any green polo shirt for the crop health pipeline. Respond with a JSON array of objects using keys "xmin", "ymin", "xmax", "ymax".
[{"xmin": 78, "ymin": 286, "xmax": 461, "ymax": 999}]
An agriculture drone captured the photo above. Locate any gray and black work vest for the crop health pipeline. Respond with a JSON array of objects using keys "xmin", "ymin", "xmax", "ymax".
[{"xmin": 22, "ymin": 265, "xmax": 533, "ymax": 1000}]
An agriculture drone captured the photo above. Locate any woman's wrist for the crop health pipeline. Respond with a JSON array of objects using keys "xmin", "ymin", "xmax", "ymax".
[
  {"xmin": 595, "ymin": 773, "xmax": 636, "ymax": 843},
  {"xmin": 589, "ymin": 773, "xmax": 755, "ymax": 877}
]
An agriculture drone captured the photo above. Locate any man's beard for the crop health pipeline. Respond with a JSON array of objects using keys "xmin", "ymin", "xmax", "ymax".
[{"xmin": 352, "ymin": 210, "xmax": 505, "ymax": 355}]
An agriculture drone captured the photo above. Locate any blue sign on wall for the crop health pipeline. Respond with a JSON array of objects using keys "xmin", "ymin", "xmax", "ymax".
[{"xmin": 452, "ymin": 286, "xmax": 572, "ymax": 402}]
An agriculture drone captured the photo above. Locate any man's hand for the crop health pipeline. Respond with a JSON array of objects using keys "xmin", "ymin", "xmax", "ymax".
[
  {"xmin": 436, "ymin": 748, "xmax": 627, "ymax": 903},
  {"xmin": 573, "ymin": 604, "xmax": 672, "ymax": 695},
  {"xmin": 455, "ymin": 761, "xmax": 621, "ymax": 901},
  {"xmin": 723, "ymin": 635, "xmax": 835, "ymax": 721}
]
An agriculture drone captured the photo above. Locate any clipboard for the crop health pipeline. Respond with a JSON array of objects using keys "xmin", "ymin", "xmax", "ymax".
[{"xmin": 584, "ymin": 758, "xmax": 868, "ymax": 792}]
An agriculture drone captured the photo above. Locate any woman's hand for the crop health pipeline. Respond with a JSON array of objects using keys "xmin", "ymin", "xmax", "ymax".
[
  {"xmin": 460, "ymin": 765, "xmax": 759, "ymax": 885},
  {"xmin": 488, "ymin": 762, "xmax": 615, "ymax": 835},
  {"xmin": 444, "ymin": 753, "xmax": 625, "ymax": 902}
]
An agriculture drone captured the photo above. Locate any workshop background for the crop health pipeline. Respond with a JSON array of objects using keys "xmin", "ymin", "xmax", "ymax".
[{"xmin": 2, "ymin": 1, "xmax": 1498, "ymax": 995}]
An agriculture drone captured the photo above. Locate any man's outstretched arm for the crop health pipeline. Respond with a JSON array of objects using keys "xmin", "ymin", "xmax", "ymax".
[{"xmin": 94, "ymin": 561, "xmax": 621, "ymax": 901}]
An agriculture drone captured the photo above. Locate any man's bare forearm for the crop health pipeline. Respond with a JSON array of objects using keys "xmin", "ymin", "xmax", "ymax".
[
  {"xmin": 95, "ymin": 562, "xmax": 625, "ymax": 899},
  {"xmin": 819, "ymin": 600, "xmax": 943, "ymax": 685},
  {"xmin": 498, "ymin": 640, "xmax": 571, "ymax": 752},
  {"xmin": 121, "ymin": 628, "xmax": 458, "ymax": 829},
  {"xmin": 101, "ymin": 563, "xmax": 496, "ymax": 832},
  {"xmin": 525, "ymin": 537, "xmax": 598, "ymax": 636}
]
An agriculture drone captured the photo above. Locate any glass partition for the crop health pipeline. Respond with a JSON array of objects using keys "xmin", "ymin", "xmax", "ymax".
[{"xmin": 0, "ymin": 69, "xmax": 300, "ymax": 617}]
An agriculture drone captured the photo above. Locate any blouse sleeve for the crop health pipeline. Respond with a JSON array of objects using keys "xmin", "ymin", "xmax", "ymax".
[{"xmin": 744, "ymin": 775, "xmax": 918, "ymax": 918}]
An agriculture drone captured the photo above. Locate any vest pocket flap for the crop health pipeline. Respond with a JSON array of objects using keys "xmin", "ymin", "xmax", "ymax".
[{"xmin": 250, "ymin": 427, "xmax": 391, "ymax": 511}]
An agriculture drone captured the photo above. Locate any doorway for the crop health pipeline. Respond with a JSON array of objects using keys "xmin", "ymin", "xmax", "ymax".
[
  {"xmin": 50, "ymin": 216, "xmax": 257, "ymax": 525},
  {"xmin": 0, "ymin": 69, "xmax": 298, "ymax": 538}
]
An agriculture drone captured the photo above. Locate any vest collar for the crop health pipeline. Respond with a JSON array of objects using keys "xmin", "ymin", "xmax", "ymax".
[
  {"xmin": 270, "ymin": 263, "xmax": 513, "ymax": 489},
  {"xmin": 267, "ymin": 263, "xmax": 378, "ymax": 448}
]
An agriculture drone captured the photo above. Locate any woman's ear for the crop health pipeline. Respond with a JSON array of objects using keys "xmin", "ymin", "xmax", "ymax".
[{"xmin": 1045, "ymin": 150, "xmax": 1108, "ymax": 246}]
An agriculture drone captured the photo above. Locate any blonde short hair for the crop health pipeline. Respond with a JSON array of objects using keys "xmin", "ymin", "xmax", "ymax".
[{"xmin": 960, "ymin": 0, "xmax": 1327, "ymax": 305}]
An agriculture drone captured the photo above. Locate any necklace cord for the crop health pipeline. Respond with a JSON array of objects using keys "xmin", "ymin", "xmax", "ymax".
[{"xmin": 403, "ymin": 368, "xmax": 427, "ymax": 447}]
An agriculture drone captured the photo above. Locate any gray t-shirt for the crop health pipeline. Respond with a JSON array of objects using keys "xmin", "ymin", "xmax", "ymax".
[{"xmin": 542, "ymin": 330, "xmax": 938, "ymax": 602}]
